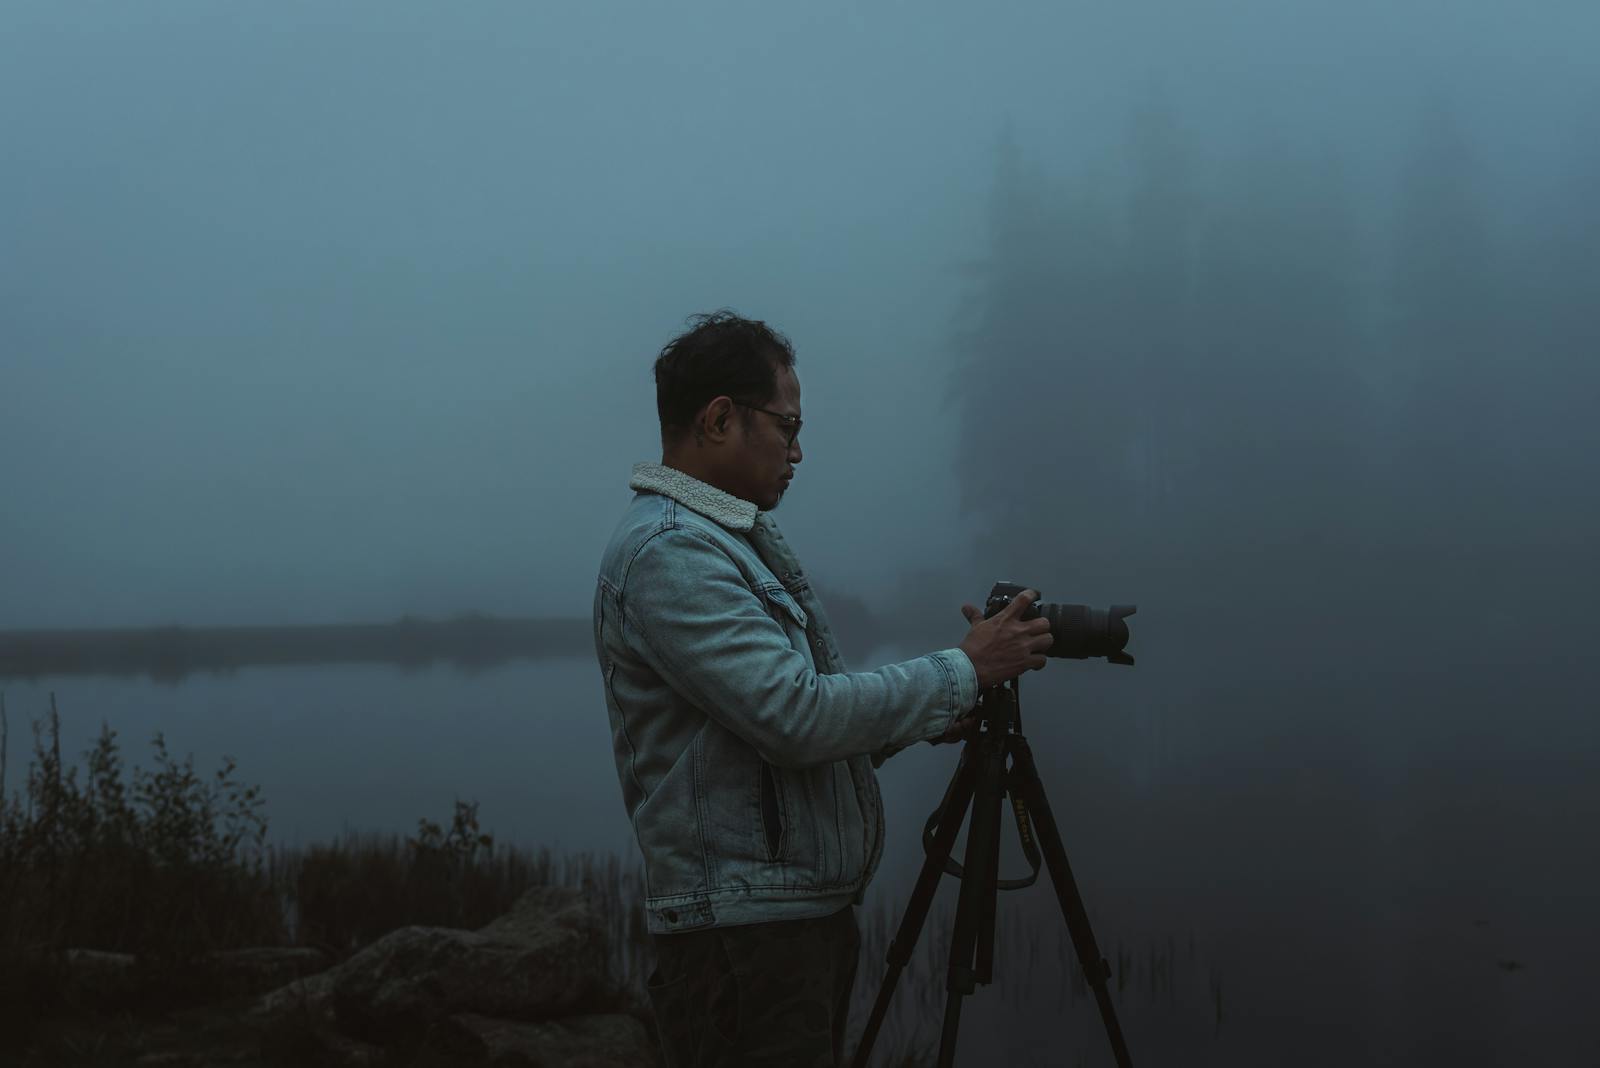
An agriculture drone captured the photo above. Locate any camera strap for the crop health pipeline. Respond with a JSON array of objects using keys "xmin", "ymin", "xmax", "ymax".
[{"xmin": 921, "ymin": 761, "xmax": 1044, "ymax": 890}]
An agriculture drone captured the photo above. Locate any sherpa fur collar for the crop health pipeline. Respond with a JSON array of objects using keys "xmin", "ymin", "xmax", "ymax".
[{"xmin": 629, "ymin": 461, "xmax": 759, "ymax": 532}]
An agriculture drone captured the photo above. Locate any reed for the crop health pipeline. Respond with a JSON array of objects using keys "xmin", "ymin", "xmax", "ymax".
[{"xmin": 1, "ymin": 694, "xmax": 1218, "ymax": 1066}]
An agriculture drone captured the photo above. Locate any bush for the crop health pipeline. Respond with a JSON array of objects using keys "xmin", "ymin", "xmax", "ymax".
[
  {"xmin": 0, "ymin": 693, "xmax": 281, "ymax": 969},
  {"xmin": 0, "ymin": 695, "xmax": 649, "ymax": 1057},
  {"xmin": 288, "ymin": 798, "xmax": 541, "ymax": 953}
]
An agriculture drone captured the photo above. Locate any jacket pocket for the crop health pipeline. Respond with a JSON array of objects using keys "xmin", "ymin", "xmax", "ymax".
[
  {"xmin": 761, "ymin": 585, "xmax": 809, "ymax": 630},
  {"xmin": 759, "ymin": 760, "xmax": 786, "ymax": 862}
]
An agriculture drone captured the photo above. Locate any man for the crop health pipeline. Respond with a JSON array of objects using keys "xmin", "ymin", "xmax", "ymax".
[{"xmin": 592, "ymin": 310, "xmax": 1054, "ymax": 1066}]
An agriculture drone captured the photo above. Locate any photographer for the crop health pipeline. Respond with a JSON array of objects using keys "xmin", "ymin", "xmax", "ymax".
[{"xmin": 592, "ymin": 309, "xmax": 1052, "ymax": 1067}]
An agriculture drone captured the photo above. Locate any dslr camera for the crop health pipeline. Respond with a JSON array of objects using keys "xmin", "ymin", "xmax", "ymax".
[{"xmin": 984, "ymin": 581, "xmax": 1136, "ymax": 666}]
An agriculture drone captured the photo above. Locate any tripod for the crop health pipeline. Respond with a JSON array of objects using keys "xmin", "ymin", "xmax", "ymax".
[{"xmin": 849, "ymin": 677, "xmax": 1133, "ymax": 1068}]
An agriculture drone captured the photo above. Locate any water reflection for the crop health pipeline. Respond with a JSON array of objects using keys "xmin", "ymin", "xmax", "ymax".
[
  {"xmin": 0, "ymin": 658, "xmax": 632, "ymax": 855},
  {"xmin": 3, "ymin": 647, "xmax": 1596, "ymax": 1063}
]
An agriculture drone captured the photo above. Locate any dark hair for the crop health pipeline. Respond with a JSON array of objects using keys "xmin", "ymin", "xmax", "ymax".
[{"xmin": 654, "ymin": 309, "xmax": 797, "ymax": 446}]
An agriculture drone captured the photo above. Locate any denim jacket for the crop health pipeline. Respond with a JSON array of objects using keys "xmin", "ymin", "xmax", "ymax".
[{"xmin": 594, "ymin": 462, "xmax": 979, "ymax": 934}]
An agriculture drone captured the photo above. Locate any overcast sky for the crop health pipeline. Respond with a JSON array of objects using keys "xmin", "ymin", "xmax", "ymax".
[
  {"xmin": 3, "ymin": 0, "xmax": 1596, "ymax": 629},
  {"xmin": 5, "ymin": 8, "xmax": 1600, "ymax": 1059}
]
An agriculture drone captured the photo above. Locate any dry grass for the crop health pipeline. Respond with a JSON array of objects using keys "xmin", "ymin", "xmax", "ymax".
[
  {"xmin": 1, "ymin": 692, "xmax": 1214, "ymax": 1066},
  {"xmin": 0, "ymin": 693, "xmax": 656, "ymax": 1060}
]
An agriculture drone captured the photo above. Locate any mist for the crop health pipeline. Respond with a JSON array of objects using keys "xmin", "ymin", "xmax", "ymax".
[{"xmin": 3, "ymin": 1, "xmax": 1598, "ymax": 1064}]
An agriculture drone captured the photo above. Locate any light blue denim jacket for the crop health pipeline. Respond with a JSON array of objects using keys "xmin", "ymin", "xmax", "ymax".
[{"xmin": 594, "ymin": 462, "xmax": 980, "ymax": 934}]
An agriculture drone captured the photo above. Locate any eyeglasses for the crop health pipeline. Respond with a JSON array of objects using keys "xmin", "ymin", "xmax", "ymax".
[{"xmin": 734, "ymin": 402, "xmax": 803, "ymax": 447}]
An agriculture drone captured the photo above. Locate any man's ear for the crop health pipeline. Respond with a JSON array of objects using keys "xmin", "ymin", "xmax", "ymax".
[{"xmin": 704, "ymin": 396, "xmax": 733, "ymax": 438}]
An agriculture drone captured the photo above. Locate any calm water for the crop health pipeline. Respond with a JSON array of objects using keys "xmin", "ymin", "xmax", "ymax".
[
  {"xmin": 4, "ymin": 644, "xmax": 1596, "ymax": 1065},
  {"xmin": 1, "ymin": 657, "xmax": 635, "ymax": 855}
]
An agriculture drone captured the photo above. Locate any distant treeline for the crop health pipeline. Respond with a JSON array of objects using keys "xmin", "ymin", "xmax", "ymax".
[
  {"xmin": 0, "ymin": 615, "xmax": 593, "ymax": 683},
  {"xmin": 0, "ymin": 592, "xmax": 896, "ymax": 684}
]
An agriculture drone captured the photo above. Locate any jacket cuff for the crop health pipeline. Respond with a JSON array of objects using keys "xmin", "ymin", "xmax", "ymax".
[{"xmin": 928, "ymin": 647, "xmax": 980, "ymax": 723}]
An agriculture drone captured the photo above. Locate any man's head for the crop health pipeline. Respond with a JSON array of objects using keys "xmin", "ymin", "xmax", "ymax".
[{"xmin": 655, "ymin": 309, "xmax": 803, "ymax": 512}]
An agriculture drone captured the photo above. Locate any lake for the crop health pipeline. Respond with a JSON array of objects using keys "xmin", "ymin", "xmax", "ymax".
[{"xmin": 3, "ymin": 636, "xmax": 1595, "ymax": 1066}]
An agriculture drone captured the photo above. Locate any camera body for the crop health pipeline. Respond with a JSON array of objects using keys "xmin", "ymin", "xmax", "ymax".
[{"xmin": 984, "ymin": 581, "xmax": 1136, "ymax": 666}]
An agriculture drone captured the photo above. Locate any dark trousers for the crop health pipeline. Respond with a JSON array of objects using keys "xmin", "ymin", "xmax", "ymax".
[{"xmin": 646, "ymin": 904, "xmax": 861, "ymax": 1067}]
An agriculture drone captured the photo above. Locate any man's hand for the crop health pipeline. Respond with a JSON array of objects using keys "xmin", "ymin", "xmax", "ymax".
[
  {"xmin": 955, "ymin": 588, "xmax": 1054, "ymax": 690},
  {"xmin": 936, "ymin": 593, "xmax": 1046, "ymax": 744},
  {"xmin": 936, "ymin": 711, "xmax": 980, "ymax": 744}
]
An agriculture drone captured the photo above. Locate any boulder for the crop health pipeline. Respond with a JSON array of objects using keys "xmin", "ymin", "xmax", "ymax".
[
  {"xmin": 65, "ymin": 947, "xmax": 136, "ymax": 976},
  {"xmin": 252, "ymin": 886, "xmax": 608, "ymax": 1045},
  {"xmin": 60, "ymin": 944, "xmax": 329, "ymax": 1008},
  {"xmin": 432, "ymin": 1012, "xmax": 657, "ymax": 1067},
  {"xmin": 63, "ymin": 948, "xmax": 139, "ymax": 1004},
  {"xmin": 201, "ymin": 947, "xmax": 329, "ymax": 997}
]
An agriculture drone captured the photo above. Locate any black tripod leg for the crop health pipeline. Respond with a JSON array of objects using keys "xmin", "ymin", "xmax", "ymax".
[
  {"xmin": 849, "ymin": 743, "xmax": 979, "ymax": 1068},
  {"xmin": 937, "ymin": 724, "xmax": 1010, "ymax": 1068},
  {"xmin": 976, "ymin": 769, "xmax": 1004, "ymax": 986},
  {"xmin": 1008, "ymin": 738, "xmax": 1135, "ymax": 1068}
]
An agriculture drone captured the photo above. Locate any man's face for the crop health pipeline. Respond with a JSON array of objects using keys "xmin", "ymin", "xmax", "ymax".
[{"xmin": 726, "ymin": 364, "xmax": 803, "ymax": 512}]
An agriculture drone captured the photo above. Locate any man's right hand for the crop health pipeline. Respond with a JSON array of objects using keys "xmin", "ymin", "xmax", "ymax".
[{"xmin": 957, "ymin": 588, "xmax": 1054, "ymax": 690}]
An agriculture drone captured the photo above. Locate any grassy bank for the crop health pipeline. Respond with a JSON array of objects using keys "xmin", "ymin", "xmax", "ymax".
[
  {"xmin": 1, "ymin": 693, "xmax": 1214, "ymax": 1065},
  {"xmin": 0, "ymin": 693, "xmax": 655, "ymax": 1061}
]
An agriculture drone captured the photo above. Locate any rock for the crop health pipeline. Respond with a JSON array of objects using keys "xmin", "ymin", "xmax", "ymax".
[
  {"xmin": 474, "ymin": 885, "xmax": 600, "ymax": 945},
  {"xmin": 63, "ymin": 947, "xmax": 140, "ymax": 1003},
  {"xmin": 65, "ymin": 947, "xmax": 136, "ymax": 972},
  {"xmin": 320, "ymin": 1030, "xmax": 384, "ymax": 1066},
  {"xmin": 251, "ymin": 967, "xmax": 340, "ymax": 1028},
  {"xmin": 59, "ymin": 944, "xmax": 329, "ymax": 1009},
  {"xmin": 200, "ymin": 946, "xmax": 330, "ymax": 997},
  {"xmin": 252, "ymin": 886, "xmax": 608, "ymax": 1045},
  {"xmin": 433, "ymin": 1012, "xmax": 657, "ymax": 1067}
]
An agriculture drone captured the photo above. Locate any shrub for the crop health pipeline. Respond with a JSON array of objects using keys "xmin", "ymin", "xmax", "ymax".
[{"xmin": 0, "ymin": 693, "xmax": 281, "ymax": 970}]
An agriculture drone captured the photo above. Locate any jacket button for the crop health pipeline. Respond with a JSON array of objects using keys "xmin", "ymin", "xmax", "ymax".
[{"xmin": 663, "ymin": 909, "xmax": 678, "ymax": 922}]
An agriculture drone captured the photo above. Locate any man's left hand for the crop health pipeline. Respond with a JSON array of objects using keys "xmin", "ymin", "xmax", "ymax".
[{"xmin": 936, "ymin": 713, "xmax": 980, "ymax": 744}]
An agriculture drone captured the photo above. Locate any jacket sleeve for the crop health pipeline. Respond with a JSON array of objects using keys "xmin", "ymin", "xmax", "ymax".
[
  {"xmin": 870, "ymin": 740, "xmax": 914, "ymax": 769},
  {"xmin": 621, "ymin": 528, "xmax": 978, "ymax": 770}
]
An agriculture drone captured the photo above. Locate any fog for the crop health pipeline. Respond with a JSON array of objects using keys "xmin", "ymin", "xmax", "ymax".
[
  {"xmin": 3, "ymin": 1, "xmax": 1598, "ymax": 1064},
  {"xmin": 7, "ymin": 0, "xmax": 1594, "ymax": 630}
]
